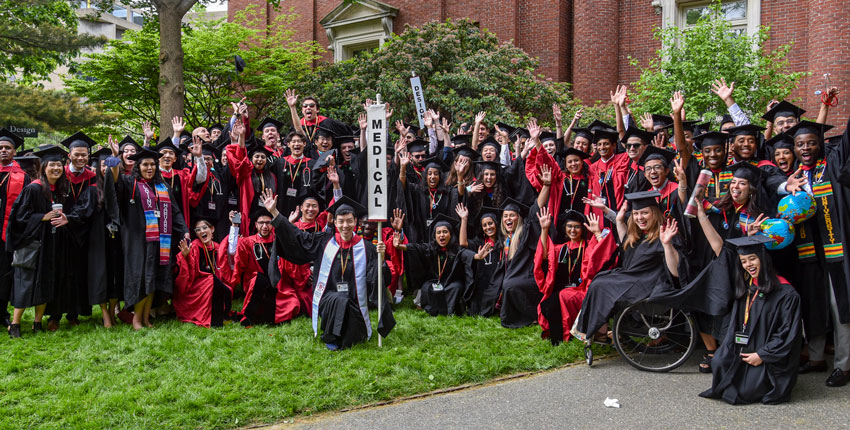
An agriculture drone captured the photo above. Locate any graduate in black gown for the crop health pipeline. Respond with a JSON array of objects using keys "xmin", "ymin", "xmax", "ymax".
[
  {"xmin": 576, "ymin": 191, "xmax": 688, "ymax": 340},
  {"xmin": 0, "ymin": 128, "xmax": 30, "ymax": 329},
  {"xmin": 393, "ymin": 213, "xmax": 492, "ymax": 316},
  {"xmin": 266, "ymin": 194, "xmax": 394, "ymax": 350},
  {"xmin": 7, "ymin": 146, "xmax": 76, "ymax": 338},
  {"xmin": 700, "ymin": 235, "xmax": 801, "ymax": 405},
  {"xmin": 106, "ymin": 146, "xmax": 189, "ymax": 331},
  {"xmin": 93, "ymin": 148, "xmax": 123, "ymax": 320},
  {"xmin": 458, "ymin": 205, "xmax": 503, "ymax": 316},
  {"xmin": 399, "ymin": 154, "xmax": 455, "ymax": 244}
]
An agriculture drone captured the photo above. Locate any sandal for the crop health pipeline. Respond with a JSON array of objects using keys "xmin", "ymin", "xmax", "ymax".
[{"xmin": 699, "ymin": 350, "xmax": 715, "ymax": 373}]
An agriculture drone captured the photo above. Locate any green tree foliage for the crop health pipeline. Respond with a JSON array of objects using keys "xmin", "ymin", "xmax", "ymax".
[
  {"xmin": 0, "ymin": 83, "xmax": 116, "ymax": 142},
  {"xmin": 0, "ymin": 0, "xmax": 105, "ymax": 85},
  {"xmin": 66, "ymin": 6, "xmax": 321, "ymax": 136},
  {"xmin": 283, "ymin": 19, "xmax": 573, "ymax": 127},
  {"xmin": 628, "ymin": 0, "xmax": 806, "ymax": 125}
]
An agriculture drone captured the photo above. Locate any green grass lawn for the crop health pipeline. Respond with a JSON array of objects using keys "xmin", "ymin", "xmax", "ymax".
[{"xmin": 1, "ymin": 300, "xmax": 603, "ymax": 429}]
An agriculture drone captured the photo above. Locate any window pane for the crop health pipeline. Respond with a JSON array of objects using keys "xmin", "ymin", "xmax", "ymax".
[
  {"xmin": 112, "ymin": 6, "xmax": 127, "ymax": 19},
  {"xmin": 133, "ymin": 14, "xmax": 144, "ymax": 26},
  {"xmin": 723, "ymin": 1, "xmax": 747, "ymax": 20},
  {"xmin": 685, "ymin": 6, "xmax": 708, "ymax": 25}
]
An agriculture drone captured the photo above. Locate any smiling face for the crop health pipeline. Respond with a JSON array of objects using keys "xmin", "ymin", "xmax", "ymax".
[
  {"xmin": 773, "ymin": 148, "xmax": 795, "ymax": 173},
  {"xmin": 643, "ymin": 159, "xmax": 668, "ymax": 188},
  {"xmin": 302, "ymin": 98, "xmax": 318, "ymax": 121},
  {"xmin": 122, "ymin": 145, "xmax": 137, "ymax": 169},
  {"xmin": 481, "ymin": 145, "xmax": 498, "ymax": 161},
  {"xmin": 434, "ymin": 225, "xmax": 451, "ymax": 247},
  {"xmin": 631, "ymin": 207, "xmax": 656, "ymax": 231},
  {"xmin": 69, "ymin": 147, "xmax": 89, "ymax": 170},
  {"xmin": 793, "ymin": 133, "xmax": 821, "ymax": 167},
  {"xmin": 138, "ymin": 158, "xmax": 157, "ymax": 180},
  {"xmin": 340, "ymin": 141, "xmax": 354, "ymax": 162},
  {"xmin": 255, "ymin": 215, "xmax": 273, "ymax": 238},
  {"xmin": 502, "ymin": 210, "xmax": 520, "ymax": 234},
  {"xmin": 702, "ymin": 144, "xmax": 726, "ymax": 170},
  {"xmin": 316, "ymin": 135, "xmax": 332, "ymax": 152},
  {"xmin": 251, "ymin": 153, "xmax": 267, "ymax": 170},
  {"xmin": 729, "ymin": 177, "xmax": 752, "ymax": 204},
  {"xmin": 335, "ymin": 213, "xmax": 357, "ymax": 241},
  {"xmin": 596, "ymin": 139, "xmax": 614, "ymax": 158},
  {"xmin": 194, "ymin": 127, "xmax": 211, "ymax": 143},
  {"xmin": 288, "ymin": 135, "xmax": 305, "ymax": 158},
  {"xmin": 45, "ymin": 160, "xmax": 64, "ymax": 183},
  {"xmin": 542, "ymin": 139, "xmax": 556, "ymax": 156},
  {"xmin": 565, "ymin": 221, "xmax": 583, "ymax": 241},
  {"xmin": 565, "ymin": 154, "xmax": 583, "ymax": 175},
  {"xmin": 194, "ymin": 220, "xmax": 214, "ymax": 244},
  {"xmin": 426, "ymin": 167, "xmax": 441, "ymax": 189},
  {"xmin": 477, "ymin": 123, "xmax": 489, "ymax": 141},
  {"xmin": 733, "ymin": 134, "xmax": 758, "ymax": 160},
  {"xmin": 739, "ymin": 253, "xmax": 761, "ymax": 279},
  {"xmin": 573, "ymin": 136, "xmax": 590, "ymax": 153},
  {"xmin": 481, "ymin": 169, "xmax": 497, "ymax": 188},
  {"xmin": 300, "ymin": 198, "xmax": 319, "ymax": 222},
  {"xmin": 773, "ymin": 115, "xmax": 798, "ymax": 133},
  {"xmin": 210, "ymin": 128, "xmax": 222, "ymax": 141},
  {"xmin": 410, "ymin": 150, "xmax": 426, "ymax": 166},
  {"xmin": 159, "ymin": 148, "xmax": 176, "ymax": 170},
  {"xmin": 262, "ymin": 126, "xmax": 279, "ymax": 148},
  {"xmin": 481, "ymin": 216, "xmax": 497, "ymax": 238},
  {"xmin": 625, "ymin": 137, "xmax": 646, "ymax": 161}
]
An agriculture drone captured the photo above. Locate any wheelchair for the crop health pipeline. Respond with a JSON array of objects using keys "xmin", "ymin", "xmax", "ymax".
[{"xmin": 584, "ymin": 299, "xmax": 697, "ymax": 372}]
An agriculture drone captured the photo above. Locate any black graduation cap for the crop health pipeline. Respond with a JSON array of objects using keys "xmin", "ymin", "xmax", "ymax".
[
  {"xmin": 693, "ymin": 131, "xmax": 729, "ymax": 150},
  {"xmin": 571, "ymin": 127, "xmax": 593, "ymax": 141},
  {"xmin": 60, "ymin": 131, "xmax": 96, "ymax": 151},
  {"xmin": 765, "ymin": 133, "xmax": 794, "ymax": 151},
  {"xmin": 327, "ymin": 195, "xmax": 367, "ymax": 218},
  {"xmin": 762, "ymin": 101, "xmax": 806, "ymax": 123},
  {"xmin": 479, "ymin": 135, "xmax": 501, "ymax": 150},
  {"xmin": 451, "ymin": 134, "xmax": 472, "ymax": 147},
  {"xmin": 34, "ymin": 145, "xmax": 68, "ymax": 162},
  {"xmin": 452, "ymin": 145, "xmax": 480, "ymax": 161},
  {"xmin": 592, "ymin": 128, "xmax": 619, "ymax": 143},
  {"xmin": 430, "ymin": 213, "xmax": 459, "ymax": 233},
  {"xmin": 651, "ymin": 114, "xmax": 674, "ymax": 127},
  {"xmin": 638, "ymin": 146, "xmax": 676, "ymax": 167},
  {"xmin": 333, "ymin": 134, "xmax": 356, "ymax": 147},
  {"xmin": 720, "ymin": 114, "xmax": 735, "ymax": 126},
  {"xmin": 402, "ymin": 122, "xmax": 421, "ymax": 136},
  {"xmin": 494, "ymin": 122, "xmax": 515, "ymax": 136},
  {"xmin": 726, "ymin": 124, "xmax": 765, "ymax": 137},
  {"xmin": 0, "ymin": 128, "xmax": 24, "ymax": 149},
  {"xmin": 539, "ymin": 131, "xmax": 558, "ymax": 143},
  {"xmin": 474, "ymin": 160, "xmax": 502, "ymax": 173},
  {"xmin": 785, "ymin": 120, "xmax": 834, "ymax": 139},
  {"xmin": 620, "ymin": 127, "xmax": 655, "ymax": 145},
  {"xmin": 208, "ymin": 123, "xmax": 225, "ymax": 132},
  {"xmin": 514, "ymin": 127, "xmax": 531, "ymax": 139},
  {"xmin": 201, "ymin": 143, "xmax": 221, "ymax": 159},
  {"xmin": 727, "ymin": 235, "xmax": 773, "ymax": 255},
  {"xmin": 234, "ymin": 55, "xmax": 246, "ymax": 73},
  {"xmin": 119, "ymin": 135, "xmax": 142, "ymax": 151},
  {"xmin": 659, "ymin": 120, "xmax": 699, "ymax": 132},
  {"xmin": 625, "ymin": 190, "xmax": 661, "ymax": 210},
  {"xmin": 155, "ymin": 137, "xmax": 182, "ymax": 155},
  {"xmin": 728, "ymin": 161, "xmax": 761, "ymax": 183},
  {"xmin": 586, "ymin": 120, "xmax": 615, "ymax": 132},
  {"xmin": 297, "ymin": 188, "xmax": 326, "ymax": 210},
  {"xmin": 825, "ymin": 134, "xmax": 842, "ymax": 145},
  {"xmin": 501, "ymin": 197, "xmax": 529, "ymax": 218},
  {"xmin": 692, "ymin": 122, "xmax": 711, "ymax": 136},
  {"xmin": 477, "ymin": 206, "xmax": 502, "ymax": 222},
  {"xmin": 247, "ymin": 141, "xmax": 274, "ymax": 157},
  {"xmin": 256, "ymin": 117, "xmax": 283, "ymax": 132},
  {"xmin": 13, "ymin": 153, "xmax": 40, "ymax": 171},
  {"xmin": 128, "ymin": 147, "xmax": 163, "ymax": 162},
  {"xmin": 91, "ymin": 146, "xmax": 113, "ymax": 161},
  {"xmin": 563, "ymin": 147, "xmax": 591, "ymax": 160},
  {"xmin": 311, "ymin": 150, "xmax": 336, "ymax": 171},
  {"xmin": 558, "ymin": 209, "xmax": 587, "ymax": 228},
  {"xmin": 406, "ymin": 139, "xmax": 429, "ymax": 154},
  {"xmin": 422, "ymin": 156, "xmax": 449, "ymax": 173}
]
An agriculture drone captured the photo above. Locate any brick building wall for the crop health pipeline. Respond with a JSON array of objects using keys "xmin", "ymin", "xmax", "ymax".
[{"xmin": 230, "ymin": 0, "xmax": 850, "ymax": 131}]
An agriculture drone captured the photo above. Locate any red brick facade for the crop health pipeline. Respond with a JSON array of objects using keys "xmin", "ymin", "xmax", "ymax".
[{"xmin": 230, "ymin": 0, "xmax": 850, "ymax": 129}]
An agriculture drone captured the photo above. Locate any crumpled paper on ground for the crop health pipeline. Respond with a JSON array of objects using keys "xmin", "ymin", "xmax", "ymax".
[{"xmin": 603, "ymin": 397, "xmax": 621, "ymax": 408}]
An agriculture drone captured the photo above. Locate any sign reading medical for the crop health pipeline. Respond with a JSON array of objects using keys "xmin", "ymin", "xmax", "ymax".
[
  {"xmin": 367, "ymin": 101, "xmax": 388, "ymax": 221},
  {"xmin": 410, "ymin": 73, "xmax": 427, "ymax": 129}
]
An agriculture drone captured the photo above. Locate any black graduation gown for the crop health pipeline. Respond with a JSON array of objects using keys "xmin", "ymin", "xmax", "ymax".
[
  {"xmin": 107, "ymin": 174, "xmax": 188, "ymax": 307},
  {"xmin": 97, "ymin": 175, "xmax": 123, "ymax": 301},
  {"xmin": 0, "ymin": 168, "xmax": 30, "ymax": 313},
  {"xmin": 700, "ymin": 283, "xmax": 801, "ymax": 405},
  {"xmin": 504, "ymin": 156, "xmax": 536, "ymax": 207},
  {"xmin": 405, "ymin": 183, "xmax": 455, "ymax": 245},
  {"xmin": 352, "ymin": 150, "xmax": 404, "ymax": 222},
  {"xmin": 491, "ymin": 205, "xmax": 544, "ymax": 328},
  {"xmin": 560, "ymin": 175, "xmax": 588, "ymax": 214},
  {"xmin": 6, "ymin": 183, "xmax": 74, "ymax": 309},
  {"xmin": 404, "ymin": 243, "xmax": 475, "ymax": 316},
  {"xmin": 67, "ymin": 175, "xmax": 111, "ymax": 310},
  {"xmin": 577, "ymin": 236, "xmax": 687, "ymax": 336},
  {"xmin": 191, "ymin": 165, "xmax": 229, "ymax": 242},
  {"xmin": 271, "ymin": 156, "xmax": 309, "ymax": 217},
  {"xmin": 268, "ymin": 215, "xmax": 394, "ymax": 348},
  {"xmin": 466, "ymin": 237, "xmax": 502, "ymax": 316}
]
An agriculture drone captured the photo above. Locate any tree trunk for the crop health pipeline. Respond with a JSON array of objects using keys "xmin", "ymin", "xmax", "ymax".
[{"xmin": 156, "ymin": 0, "xmax": 197, "ymax": 137}]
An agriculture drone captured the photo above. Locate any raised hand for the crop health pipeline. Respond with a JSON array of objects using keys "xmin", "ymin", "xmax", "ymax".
[
  {"xmin": 285, "ymin": 89, "xmax": 299, "ymax": 108},
  {"xmin": 616, "ymin": 201, "xmax": 630, "ymax": 224},
  {"xmin": 571, "ymin": 108, "xmax": 584, "ymax": 125},
  {"xmin": 474, "ymin": 242, "xmax": 493, "ymax": 260},
  {"xmin": 288, "ymin": 207, "xmax": 300, "ymax": 223},
  {"xmin": 784, "ymin": 167, "xmax": 806, "ymax": 195},
  {"xmin": 108, "ymin": 134, "xmax": 119, "ymax": 156},
  {"xmin": 747, "ymin": 214, "xmax": 767, "ymax": 236},
  {"xmin": 537, "ymin": 206, "xmax": 552, "ymax": 230},
  {"xmin": 440, "ymin": 117, "xmax": 452, "ymax": 136},
  {"xmin": 326, "ymin": 165, "xmax": 339, "ymax": 185},
  {"xmin": 423, "ymin": 110, "xmax": 433, "ymax": 128},
  {"xmin": 261, "ymin": 188, "xmax": 278, "ymax": 215},
  {"xmin": 670, "ymin": 91, "xmax": 685, "ymax": 116},
  {"xmin": 454, "ymin": 157, "xmax": 469, "ymax": 174},
  {"xmin": 552, "ymin": 104, "xmax": 562, "ymax": 124},
  {"xmin": 238, "ymin": 102, "xmax": 248, "ymax": 119},
  {"xmin": 538, "ymin": 164, "xmax": 552, "ymax": 185},
  {"xmin": 178, "ymin": 238, "xmax": 191, "ymax": 258},
  {"xmin": 660, "ymin": 218, "xmax": 679, "ymax": 245},
  {"xmin": 614, "ymin": 85, "xmax": 628, "ymax": 108},
  {"xmin": 392, "ymin": 232, "xmax": 401, "ymax": 249},
  {"xmin": 455, "ymin": 203, "xmax": 468, "ymax": 219},
  {"xmin": 710, "ymin": 78, "xmax": 735, "ymax": 104},
  {"xmin": 385, "ymin": 103, "xmax": 393, "ymax": 120},
  {"xmin": 191, "ymin": 135, "xmax": 203, "ymax": 157},
  {"xmin": 398, "ymin": 150, "xmax": 410, "ymax": 167},
  {"xmin": 640, "ymin": 112, "xmax": 654, "ymax": 131},
  {"xmin": 469, "ymin": 182, "xmax": 484, "ymax": 194},
  {"xmin": 142, "ymin": 121, "xmax": 154, "ymax": 142},
  {"xmin": 395, "ymin": 120, "xmax": 409, "ymax": 136},
  {"xmin": 359, "ymin": 112, "xmax": 367, "ymax": 130},
  {"xmin": 172, "ymin": 116, "xmax": 185, "ymax": 135},
  {"xmin": 527, "ymin": 118, "xmax": 541, "ymax": 142},
  {"xmin": 673, "ymin": 158, "xmax": 687, "ymax": 183},
  {"xmin": 582, "ymin": 194, "xmax": 609, "ymax": 210},
  {"xmin": 653, "ymin": 132, "xmax": 666, "ymax": 148},
  {"xmin": 391, "ymin": 208, "xmax": 405, "ymax": 231},
  {"xmin": 584, "ymin": 212, "xmax": 602, "ymax": 237},
  {"xmin": 429, "ymin": 110, "xmax": 440, "ymax": 126},
  {"xmin": 474, "ymin": 111, "xmax": 486, "ymax": 125}
]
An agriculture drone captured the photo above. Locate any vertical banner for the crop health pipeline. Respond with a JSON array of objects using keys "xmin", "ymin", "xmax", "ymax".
[
  {"xmin": 367, "ymin": 102, "xmax": 388, "ymax": 222},
  {"xmin": 410, "ymin": 73, "xmax": 427, "ymax": 129}
]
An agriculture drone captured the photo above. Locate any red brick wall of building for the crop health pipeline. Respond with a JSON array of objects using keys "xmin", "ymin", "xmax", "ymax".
[
  {"xmin": 617, "ymin": 0, "xmax": 661, "ymax": 89},
  {"xmin": 572, "ymin": 0, "xmax": 619, "ymax": 103}
]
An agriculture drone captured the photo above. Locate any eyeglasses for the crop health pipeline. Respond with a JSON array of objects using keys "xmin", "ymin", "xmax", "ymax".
[
  {"xmin": 774, "ymin": 119, "xmax": 797, "ymax": 128},
  {"xmin": 256, "ymin": 221, "xmax": 271, "ymax": 225},
  {"xmin": 645, "ymin": 165, "xmax": 666, "ymax": 172},
  {"xmin": 193, "ymin": 226, "xmax": 210, "ymax": 232},
  {"xmin": 302, "ymin": 103, "xmax": 316, "ymax": 108}
]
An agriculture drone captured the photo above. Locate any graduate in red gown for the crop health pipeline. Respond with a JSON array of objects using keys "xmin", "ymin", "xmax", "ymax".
[{"xmin": 174, "ymin": 218, "xmax": 233, "ymax": 328}]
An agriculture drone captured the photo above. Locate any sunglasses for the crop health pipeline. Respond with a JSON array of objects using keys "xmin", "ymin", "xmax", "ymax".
[
  {"xmin": 302, "ymin": 103, "xmax": 316, "ymax": 108},
  {"xmin": 625, "ymin": 143, "xmax": 644, "ymax": 149}
]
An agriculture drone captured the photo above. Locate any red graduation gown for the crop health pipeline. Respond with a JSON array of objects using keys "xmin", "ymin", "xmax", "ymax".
[
  {"xmin": 1, "ymin": 162, "xmax": 28, "ymax": 242},
  {"xmin": 174, "ymin": 239, "xmax": 233, "ymax": 327},
  {"xmin": 588, "ymin": 152, "xmax": 631, "ymax": 215}
]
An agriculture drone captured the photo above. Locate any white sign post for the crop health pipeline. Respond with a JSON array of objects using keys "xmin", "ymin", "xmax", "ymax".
[
  {"xmin": 410, "ymin": 72, "xmax": 427, "ymax": 130},
  {"xmin": 366, "ymin": 94, "xmax": 388, "ymax": 347}
]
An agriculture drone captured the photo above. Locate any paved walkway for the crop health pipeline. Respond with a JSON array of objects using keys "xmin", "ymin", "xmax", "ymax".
[{"xmin": 282, "ymin": 356, "xmax": 850, "ymax": 429}]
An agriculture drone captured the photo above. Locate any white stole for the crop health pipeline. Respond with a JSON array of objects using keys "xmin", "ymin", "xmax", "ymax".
[{"xmin": 312, "ymin": 237, "xmax": 371, "ymax": 338}]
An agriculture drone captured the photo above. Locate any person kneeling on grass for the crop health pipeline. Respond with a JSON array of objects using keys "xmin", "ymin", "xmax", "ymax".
[
  {"xmin": 700, "ymin": 235, "xmax": 802, "ymax": 405},
  {"xmin": 264, "ymin": 191, "xmax": 394, "ymax": 350}
]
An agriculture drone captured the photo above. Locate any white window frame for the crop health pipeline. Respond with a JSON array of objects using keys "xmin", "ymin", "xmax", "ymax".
[{"xmin": 657, "ymin": 0, "xmax": 760, "ymax": 37}]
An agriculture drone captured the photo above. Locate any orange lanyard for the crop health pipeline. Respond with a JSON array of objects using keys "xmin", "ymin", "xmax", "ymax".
[
  {"xmin": 202, "ymin": 244, "xmax": 216, "ymax": 275},
  {"xmin": 562, "ymin": 241, "xmax": 584, "ymax": 276},
  {"xmin": 436, "ymin": 252, "xmax": 449, "ymax": 281},
  {"xmin": 287, "ymin": 158, "xmax": 304, "ymax": 179},
  {"xmin": 339, "ymin": 248, "xmax": 350, "ymax": 275},
  {"xmin": 743, "ymin": 288, "xmax": 760, "ymax": 329}
]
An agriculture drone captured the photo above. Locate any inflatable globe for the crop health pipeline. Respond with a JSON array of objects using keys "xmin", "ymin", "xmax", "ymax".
[
  {"xmin": 777, "ymin": 192, "xmax": 816, "ymax": 224},
  {"xmin": 758, "ymin": 218, "xmax": 795, "ymax": 250}
]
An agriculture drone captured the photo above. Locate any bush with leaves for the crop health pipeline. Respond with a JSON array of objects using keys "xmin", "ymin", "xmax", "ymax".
[
  {"xmin": 280, "ymin": 19, "xmax": 573, "ymax": 129},
  {"xmin": 628, "ymin": 0, "xmax": 806, "ymax": 125}
]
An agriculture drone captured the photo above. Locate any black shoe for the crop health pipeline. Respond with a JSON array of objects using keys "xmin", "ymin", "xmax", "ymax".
[
  {"xmin": 8, "ymin": 323, "xmax": 21, "ymax": 338},
  {"xmin": 826, "ymin": 369, "xmax": 850, "ymax": 387},
  {"xmin": 799, "ymin": 360, "xmax": 828, "ymax": 374},
  {"xmin": 2, "ymin": 316, "xmax": 9, "ymax": 329},
  {"xmin": 32, "ymin": 321, "xmax": 43, "ymax": 333}
]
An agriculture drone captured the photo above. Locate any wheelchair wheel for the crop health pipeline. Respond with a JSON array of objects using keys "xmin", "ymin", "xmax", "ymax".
[
  {"xmin": 612, "ymin": 301, "xmax": 696, "ymax": 372},
  {"xmin": 585, "ymin": 344, "xmax": 593, "ymax": 366}
]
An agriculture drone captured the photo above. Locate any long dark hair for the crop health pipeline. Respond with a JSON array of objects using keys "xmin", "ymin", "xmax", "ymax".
[
  {"xmin": 132, "ymin": 157, "xmax": 163, "ymax": 184},
  {"xmin": 733, "ymin": 249, "xmax": 780, "ymax": 299},
  {"xmin": 715, "ymin": 180, "xmax": 764, "ymax": 217},
  {"xmin": 38, "ymin": 160, "xmax": 69, "ymax": 203}
]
